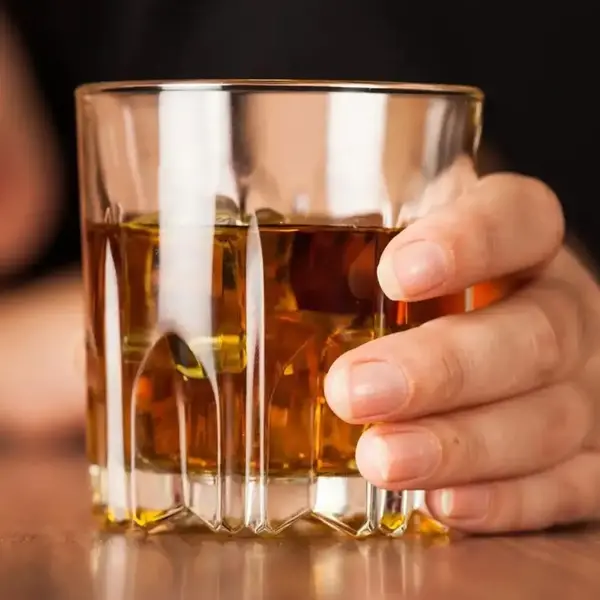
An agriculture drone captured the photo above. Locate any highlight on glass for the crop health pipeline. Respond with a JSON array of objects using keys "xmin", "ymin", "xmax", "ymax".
[{"xmin": 77, "ymin": 79, "xmax": 484, "ymax": 537}]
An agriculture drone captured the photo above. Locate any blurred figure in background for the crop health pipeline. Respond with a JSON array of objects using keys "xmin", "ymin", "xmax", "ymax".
[{"xmin": 0, "ymin": 12, "xmax": 84, "ymax": 435}]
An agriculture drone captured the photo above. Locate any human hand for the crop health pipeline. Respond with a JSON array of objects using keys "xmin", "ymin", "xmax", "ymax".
[
  {"xmin": 0, "ymin": 273, "xmax": 85, "ymax": 441},
  {"xmin": 325, "ymin": 165, "xmax": 600, "ymax": 533}
]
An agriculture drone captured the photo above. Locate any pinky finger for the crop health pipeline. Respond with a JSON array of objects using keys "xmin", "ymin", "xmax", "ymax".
[{"xmin": 426, "ymin": 452, "xmax": 600, "ymax": 534}]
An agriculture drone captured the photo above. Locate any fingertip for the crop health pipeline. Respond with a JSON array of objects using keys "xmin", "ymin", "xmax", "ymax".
[
  {"xmin": 323, "ymin": 360, "xmax": 353, "ymax": 422},
  {"xmin": 377, "ymin": 251, "xmax": 406, "ymax": 300},
  {"xmin": 378, "ymin": 239, "xmax": 450, "ymax": 300},
  {"xmin": 356, "ymin": 429, "xmax": 391, "ymax": 485}
]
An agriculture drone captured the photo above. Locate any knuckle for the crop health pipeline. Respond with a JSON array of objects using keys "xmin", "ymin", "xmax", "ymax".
[
  {"xmin": 588, "ymin": 460, "xmax": 600, "ymax": 520},
  {"xmin": 523, "ymin": 177, "xmax": 565, "ymax": 247},
  {"xmin": 540, "ymin": 385, "xmax": 590, "ymax": 462},
  {"xmin": 471, "ymin": 209, "xmax": 501, "ymax": 275},
  {"xmin": 520, "ymin": 296, "xmax": 562, "ymax": 385},
  {"xmin": 482, "ymin": 482, "xmax": 512, "ymax": 529},
  {"xmin": 456, "ymin": 189, "xmax": 501, "ymax": 274},
  {"xmin": 420, "ymin": 320, "xmax": 467, "ymax": 403},
  {"xmin": 551, "ymin": 471, "xmax": 588, "ymax": 526},
  {"xmin": 483, "ymin": 173, "xmax": 565, "ymax": 255},
  {"xmin": 525, "ymin": 280, "xmax": 586, "ymax": 378},
  {"xmin": 553, "ymin": 283, "xmax": 589, "ymax": 367},
  {"xmin": 477, "ymin": 479, "xmax": 531, "ymax": 531},
  {"xmin": 458, "ymin": 424, "xmax": 489, "ymax": 483},
  {"xmin": 566, "ymin": 381, "xmax": 596, "ymax": 444},
  {"xmin": 519, "ymin": 177, "xmax": 566, "ymax": 256}
]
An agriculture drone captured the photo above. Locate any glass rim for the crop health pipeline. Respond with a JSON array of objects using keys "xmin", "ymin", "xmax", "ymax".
[{"xmin": 75, "ymin": 78, "xmax": 483, "ymax": 101}]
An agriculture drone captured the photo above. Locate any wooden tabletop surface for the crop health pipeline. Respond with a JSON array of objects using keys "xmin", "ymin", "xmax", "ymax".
[{"xmin": 1, "ymin": 446, "xmax": 599, "ymax": 600}]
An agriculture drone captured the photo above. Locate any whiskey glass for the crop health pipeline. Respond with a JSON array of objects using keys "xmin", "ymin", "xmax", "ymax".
[{"xmin": 77, "ymin": 80, "xmax": 484, "ymax": 537}]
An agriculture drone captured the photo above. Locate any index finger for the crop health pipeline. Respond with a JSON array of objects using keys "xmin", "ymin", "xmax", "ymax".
[{"xmin": 378, "ymin": 173, "xmax": 565, "ymax": 301}]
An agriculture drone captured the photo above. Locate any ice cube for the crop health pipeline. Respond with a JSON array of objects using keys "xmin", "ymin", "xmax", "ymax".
[
  {"xmin": 336, "ymin": 212, "xmax": 384, "ymax": 228},
  {"xmin": 286, "ymin": 212, "xmax": 384, "ymax": 228},
  {"xmin": 215, "ymin": 195, "xmax": 244, "ymax": 225},
  {"xmin": 254, "ymin": 208, "xmax": 288, "ymax": 225}
]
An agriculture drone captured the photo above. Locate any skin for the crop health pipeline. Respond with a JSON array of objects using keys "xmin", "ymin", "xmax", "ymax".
[
  {"xmin": 0, "ymin": 273, "xmax": 85, "ymax": 439},
  {"xmin": 0, "ymin": 12, "xmax": 84, "ymax": 438},
  {"xmin": 325, "ymin": 163, "xmax": 600, "ymax": 534}
]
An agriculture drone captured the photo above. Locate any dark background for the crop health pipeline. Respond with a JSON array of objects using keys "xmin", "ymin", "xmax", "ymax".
[{"xmin": 5, "ymin": 0, "xmax": 598, "ymax": 280}]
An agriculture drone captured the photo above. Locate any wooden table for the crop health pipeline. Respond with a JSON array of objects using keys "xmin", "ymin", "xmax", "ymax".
[{"xmin": 1, "ymin": 447, "xmax": 599, "ymax": 600}]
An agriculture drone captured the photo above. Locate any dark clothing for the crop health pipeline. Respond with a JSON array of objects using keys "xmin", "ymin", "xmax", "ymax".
[{"xmin": 5, "ymin": 1, "xmax": 599, "ymax": 278}]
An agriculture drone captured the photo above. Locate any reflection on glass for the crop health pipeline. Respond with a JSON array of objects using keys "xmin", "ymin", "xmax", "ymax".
[{"xmin": 78, "ymin": 80, "xmax": 486, "ymax": 537}]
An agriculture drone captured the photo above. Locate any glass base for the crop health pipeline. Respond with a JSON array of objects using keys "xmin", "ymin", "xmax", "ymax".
[{"xmin": 90, "ymin": 465, "xmax": 447, "ymax": 538}]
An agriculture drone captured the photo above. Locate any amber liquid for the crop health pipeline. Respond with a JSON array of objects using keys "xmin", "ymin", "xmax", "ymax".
[{"xmin": 85, "ymin": 214, "xmax": 505, "ymax": 534}]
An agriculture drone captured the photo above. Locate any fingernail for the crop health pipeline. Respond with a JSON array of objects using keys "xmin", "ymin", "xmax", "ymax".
[
  {"xmin": 390, "ymin": 241, "xmax": 448, "ymax": 298},
  {"xmin": 439, "ymin": 488, "xmax": 490, "ymax": 520},
  {"xmin": 375, "ymin": 430, "xmax": 441, "ymax": 482},
  {"xmin": 347, "ymin": 361, "xmax": 408, "ymax": 419}
]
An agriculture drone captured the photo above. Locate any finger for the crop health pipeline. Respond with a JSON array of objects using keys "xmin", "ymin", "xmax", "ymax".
[
  {"xmin": 353, "ymin": 382, "xmax": 592, "ymax": 490},
  {"xmin": 348, "ymin": 157, "xmax": 477, "ymax": 299},
  {"xmin": 377, "ymin": 173, "xmax": 565, "ymax": 301},
  {"xmin": 426, "ymin": 452, "xmax": 600, "ymax": 533},
  {"xmin": 324, "ymin": 273, "xmax": 586, "ymax": 423}
]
